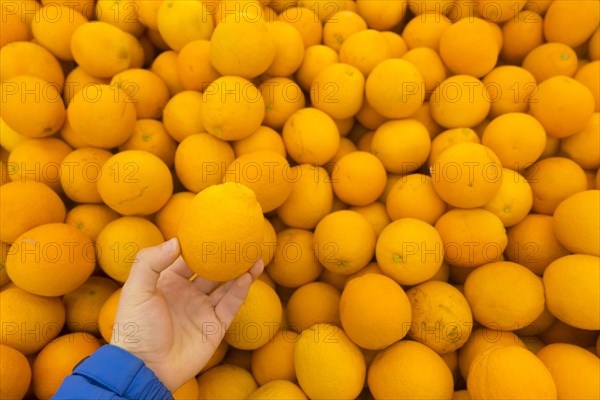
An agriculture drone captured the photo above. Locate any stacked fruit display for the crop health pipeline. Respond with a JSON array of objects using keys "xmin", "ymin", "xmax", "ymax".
[{"xmin": 1, "ymin": 0, "xmax": 599, "ymax": 399}]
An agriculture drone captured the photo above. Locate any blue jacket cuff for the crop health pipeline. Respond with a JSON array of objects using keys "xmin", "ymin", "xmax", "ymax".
[{"xmin": 57, "ymin": 344, "xmax": 172, "ymax": 400}]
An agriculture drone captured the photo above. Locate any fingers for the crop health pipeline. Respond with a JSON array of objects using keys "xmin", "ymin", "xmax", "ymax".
[
  {"xmin": 166, "ymin": 256, "xmax": 195, "ymax": 279},
  {"xmin": 125, "ymin": 238, "xmax": 181, "ymax": 296},
  {"xmin": 212, "ymin": 259, "xmax": 264, "ymax": 326}
]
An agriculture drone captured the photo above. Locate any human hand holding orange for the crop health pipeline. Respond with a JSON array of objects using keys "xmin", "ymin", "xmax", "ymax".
[{"xmin": 110, "ymin": 238, "xmax": 264, "ymax": 392}]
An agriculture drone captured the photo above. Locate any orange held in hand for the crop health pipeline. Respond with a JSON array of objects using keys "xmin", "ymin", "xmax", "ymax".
[{"xmin": 178, "ymin": 182, "xmax": 265, "ymax": 282}]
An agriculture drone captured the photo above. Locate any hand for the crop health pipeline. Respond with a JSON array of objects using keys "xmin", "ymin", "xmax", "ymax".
[{"xmin": 110, "ymin": 238, "xmax": 264, "ymax": 392}]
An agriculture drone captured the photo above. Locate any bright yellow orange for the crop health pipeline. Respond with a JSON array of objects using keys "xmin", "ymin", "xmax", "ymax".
[
  {"xmin": 1, "ymin": 75, "xmax": 65, "ymax": 138},
  {"xmin": 403, "ymin": 12, "xmax": 451, "ymax": 51},
  {"xmin": 71, "ymin": 21, "xmax": 135, "ymax": 78},
  {"xmin": 431, "ymin": 143, "xmax": 503, "ymax": 208},
  {"xmin": 544, "ymin": 254, "xmax": 600, "ymax": 330},
  {"xmin": 483, "ymin": 66, "xmax": 537, "ymax": 118},
  {"xmin": 553, "ymin": 189, "xmax": 600, "ymax": 256},
  {"xmin": 339, "ymin": 29, "xmax": 391, "ymax": 76},
  {"xmin": 179, "ymin": 182, "xmax": 264, "ymax": 282},
  {"xmin": 150, "ymin": 50, "xmax": 185, "ymax": 96},
  {"xmin": 386, "ymin": 174, "xmax": 447, "ymax": 225},
  {"xmin": 60, "ymin": 147, "xmax": 113, "ymax": 203},
  {"xmin": 225, "ymin": 280, "xmax": 282, "ymax": 350},
  {"xmin": 355, "ymin": 0, "xmax": 406, "ymax": 30},
  {"xmin": 285, "ymin": 282, "xmax": 341, "ymax": 332},
  {"xmin": 428, "ymin": 127, "xmax": 480, "ymax": 167},
  {"xmin": 67, "ymin": 84, "xmax": 136, "ymax": 148},
  {"xmin": 376, "ymin": 218, "xmax": 444, "ymax": 285},
  {"xmin": 266, "ymin": 228, "xmax": 322, "ymax": 288},
  {"xmin": 526, "ymin": 156, "xmax": 588, "ymax": 214},
  {"xmin": 175, "ymin": 39, "xmax": 219, "ymax": 91},
  {"xmin": 439, "ymin": 17, "xmax": 498, "ymax": 77},
  {"xmin": 63, "ymin": 276, "xmax": 120, "ymax": 336},
  {"xmin": 341, "ymin": 273, "xmax": 412, "ymax": 349},
  {"xmin": 0, "ymin": 286, "xmax": 65, "ymax": 354},
  {"xmin": 251, "ymin": 329, "xmax": 298, "ymax": 385},
  {"xmin": 260, "ymin": 78, "xmax": 306, "ymax": 130},
  {"xmin": 372, "ymin": 119, "xmax": 431, "ymax": 174},
  {"xmin": 110, "ymin": 69, "xmax": 170, "ymax": 119},
  {"xmin": 0, "ymin": 343, "xmax": 31, "ymax": 400},
  {"xmin": 365, "ymin": 59, "xmax": 425, "ymax": 119},
  {"xmin": 295, "ymin": 44, "xmax": 338, "ymax": 91},
  {"xmin": 543, "ymin": 0, "xmax": 600, "ymax": 47},
  {"xmin": 483, "ymin": 168, "xmax": 533, "ymax": 227},
  {"xmin": 331, "ymin": 151, "xmax": 387, "ymax": 206},
  {"xmin": 313, "ymin": 210, "xmax": 376, "ymax": 275},
  {"xmin": 266, "ymin": 21, "xmax": 305, "ymax": 77},
  {"xmin": 156, "ymin": 0, "xmax": 213, "ymax": 51},
  {"xmin": 31, "ymin": 5, "xmax": 87, "ymax": 61},
  {"xmin": 295, "ymin": 323, "xmax": 365, "ymax": 400},
  {"xmin": 172, "ymin": 377, "xmax": 199, "ymax": 400},
  {"xmin": 349, "ymin": 202, "xmax": 390, "ymax": 237},
  {"xmin": 120, "ymin": 119, "xmax": 177, "ymax": 168},
  {"xmin": 282, "ymin": 108, "xmax": 340, "ymax": 165},
  {"xmin": 530, "ymin": 76, "xmax": 595, "ymax": 138},
  {"xmin": 368, "ymin": 340, "xmax": 454, "ymax": 400},
  {"xmin": 97, "ymin": 288, "xmax": 121, "ymax": 343},
  {"xmin": 197, "ymin": 364, "xmax": 258, "ymax": 399},
  {"xmin": 323, "ymin": 10, "xmax": 367, "ymax": 51},
  {"xmin": 523, "ymin": 42, "xmax": 578, "ymax": 83},
  {"xmin": 98, "ymin": 150, "xmax": 173, "ymax": 215},
  {"xmin": 276, "ymin": 164, "xmax": 333, "ymax": 229},
  {"xmin": 561, "ymin": 112, "xmax": 600, "ymax": 169},
  {"xmin": 0, "ymin": 41, "xmax": 64, "ymax": 88},
  {"xmin": 277, "ymin": 6, "xmax": 323, "ymax": 47},
  {"xmin": 224, "ymin": 150, "xmax": 292, "ymax": 212},
  {"xmin": 468, "ymin": 346, "xmax": 557, "ymax": 400},
  {"xmin": 7, "ymin": 223, "xmax": 95, "ymax": 297},
  {"xmin": 311, "ymin": 63, "xmax": 364, "ymax": 120},
  {"xmin": 465, "ymin": 261, "xmax": 545, "ymax": 331},
  {"xmin": 430, "ymin": 75, "xmax": 491, "ymax": 128},
  {"xmin": 506, "ymin": 214, "xmax": 569, "ymax": 275},
  {"xmin": 500, "ymin": 9, "xmax": 544, "ymax": 64},
  {"xmin": 537, "ymin": 343, "xmax": 600, "ymax": 400},
  {"xmin": 32, "ymin": 332, "xmax": 101, "ymax": 399},
  {"xmin": 247, "ymin": 381, "xmax": 307, "ymax": 400},
  {"xmin": 233, "ymin": 125, "xmax": 286, "ymax": 158},
  {"xmin": 0, "ymin": 181, "xmax": 65, "ymax": 243},
  {"xmin": 7, "ymin": 137, "xmax": 72, "ymax": 192},
  {"xmin": 211, "ymin": 11, "xmax": 274, "ymax": 78},
  {"xmin": 201, "ymin": 76, "xmax": 265, "ymax": 141},
  {"xmin": 65, "ymin": 204, "xmax": 120, "ymax": 242},
  {"xmin": 407, "ymin": 280, "xmax": 473, "ymax": 354},
  {"xmin": 435, "ymin": 208, "xmax": 507, "ymax": 268},
  {"xmin": 95, "ymin": 0, "xmax": 143, "ymax": 35},
  {"xmin": 175, "ymin": 133, "xmax": 235, "ymax": 193},
  {"xmin": 96, "ymin": 217, "xmax": 164, "ymax": 283}
]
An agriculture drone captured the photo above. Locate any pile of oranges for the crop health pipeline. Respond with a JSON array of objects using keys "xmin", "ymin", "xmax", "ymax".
[{"xmin": 1, "ymin": 0, "xmax": 600, "ymax": 399}]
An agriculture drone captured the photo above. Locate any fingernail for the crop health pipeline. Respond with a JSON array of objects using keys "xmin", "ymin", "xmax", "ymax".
[{"xmin": 162, "ymin": 237, "xmax": 179, "ymax": 252}]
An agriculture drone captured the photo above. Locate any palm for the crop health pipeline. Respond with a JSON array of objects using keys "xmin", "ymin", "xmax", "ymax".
[{"xmin": 111, "ymin": 243, "xmax": 262, "ymax": 392}]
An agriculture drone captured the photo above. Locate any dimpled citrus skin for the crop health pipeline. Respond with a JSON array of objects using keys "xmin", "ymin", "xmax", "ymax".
[
  {"xmin": 340, "ymin": 273, "xmax": 412, "ymax": 350},
  {"xmin": 464, "ymin": 261, "xmax": 545, "ymax": 331},
  {"xmin": 553, "ymin": 190, "xmax": 600, "ymax": 256},
  {"xmin": 178, "ymin": 182, "xmax": 265, "ymax": 282},
  {"xmin": 536, "ymin": 343, "xmax": 600, "ymax": 400},
  {"xmin": 6, "ymin": 223, "xmax": 95, "ymax": 297},
  {"xmin": 467, "ymin": 346, "xmax": 557, "ymax": 400},
  {"xmin": 368, "ymin": 340, "xmax": 454, "ymax": 400},
  {"xmin": 0, "ymin": 181, "xmax": 66, "ymax": 243},
  {"xmin": 543, "ymin": 254, "xmax": 600, "ymax": 330},
  {"xmin": 294, "ymin": 324, "xmax": 365, "ymax": 400}
]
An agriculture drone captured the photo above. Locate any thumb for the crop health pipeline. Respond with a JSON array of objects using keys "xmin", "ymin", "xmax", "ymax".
[{"xmin": 125, "ymin": 238, "xmax": 181, "ymax": 296}]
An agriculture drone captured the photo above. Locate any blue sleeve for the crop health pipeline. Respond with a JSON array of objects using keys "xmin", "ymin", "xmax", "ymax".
[{"xmin": 52, "ymin": 345, "xmax": 173, "ymax": 400}]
